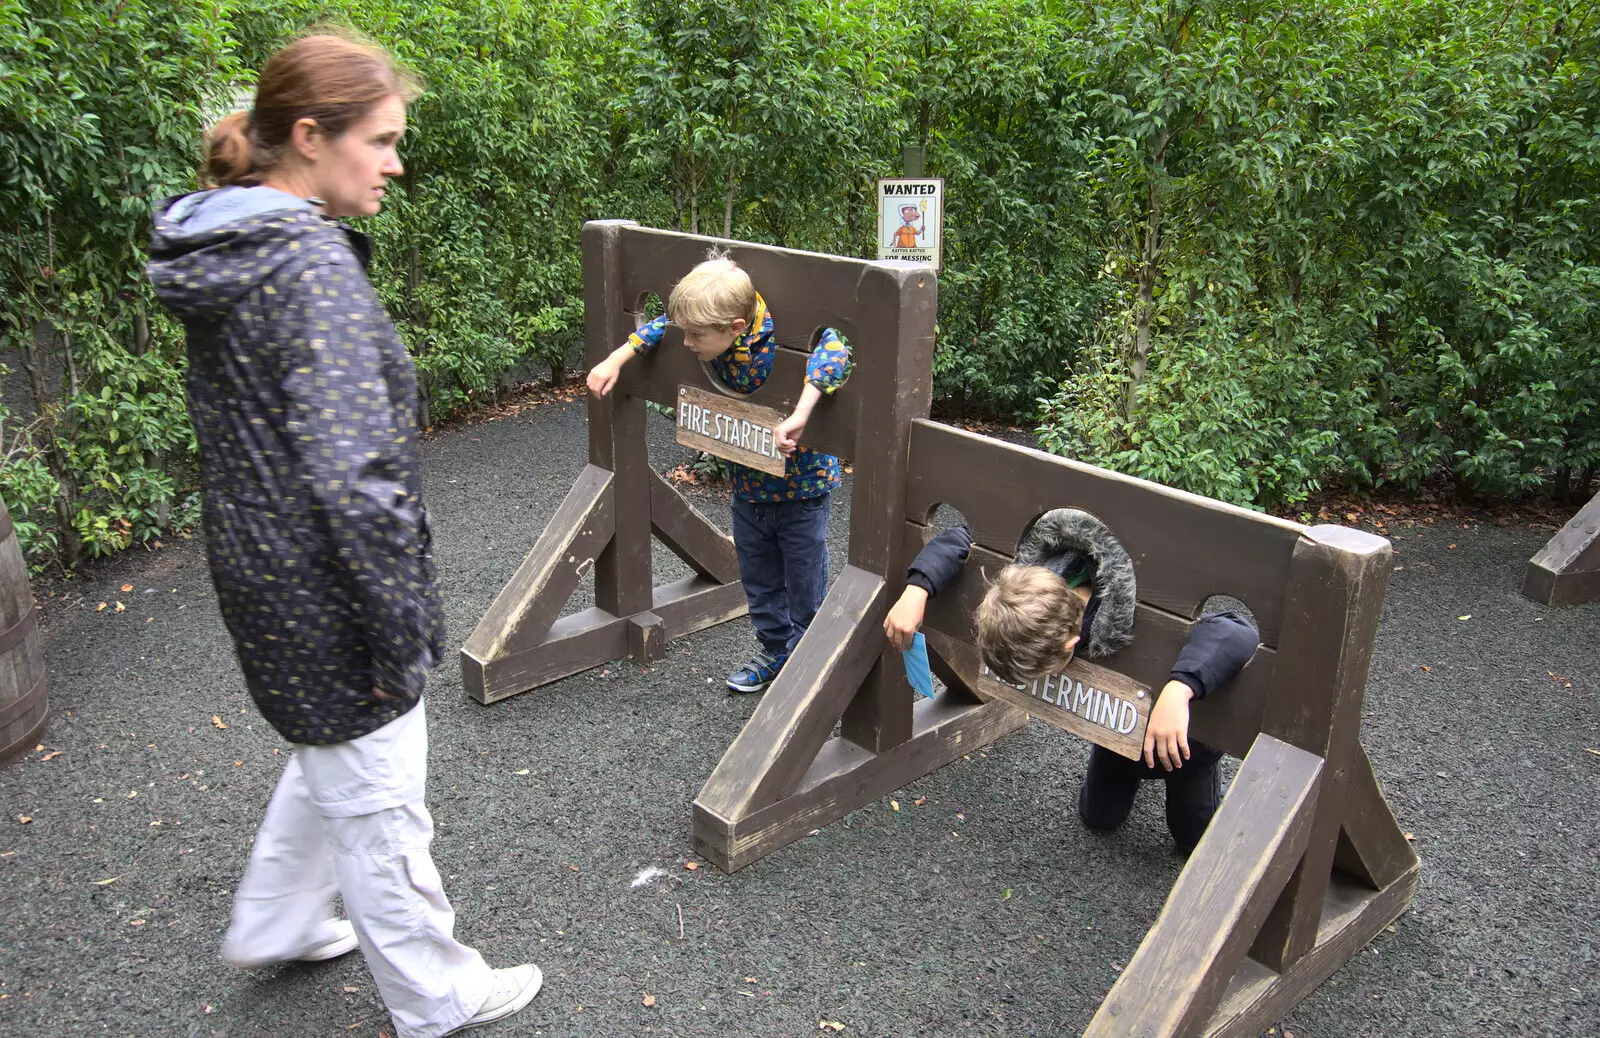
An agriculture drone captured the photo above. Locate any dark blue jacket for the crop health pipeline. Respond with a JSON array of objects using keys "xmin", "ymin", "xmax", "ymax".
[{"xmin": 906, "ymin": 525, "xmax": 1257, "ymax": 699}]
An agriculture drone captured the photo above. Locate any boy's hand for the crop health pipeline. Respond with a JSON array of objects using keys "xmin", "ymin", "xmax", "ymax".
[
  {"xmin": 774, "ymin": 412, "xmax": 807, "ymax": 455},
  {"xmin": 883, "ymin": 586, "xmax": 929, "ymax": 651},
  {"xmin": 775, "ymin": 382, "xmax": 824, "ymax": 455},
  {"xmin": 1144, "ymin": 679, "xmax": 1194, "ymax": 771},
  {"xmin": 586, "ymin": 358, "xmax": 621, "ymax": 398}
]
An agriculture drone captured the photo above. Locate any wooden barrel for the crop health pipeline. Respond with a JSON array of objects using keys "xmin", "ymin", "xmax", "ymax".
[{"xmin": 0, "ymin": 496, "xmax": 45, "ymax": 766}]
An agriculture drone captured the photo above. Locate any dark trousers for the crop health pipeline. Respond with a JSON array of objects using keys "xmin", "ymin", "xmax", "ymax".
[
  {"xmin": 730, "ymin": 494, "xmax": 831, "ymax": 657},
  {"xmin": 1078, "ymin": 740, "xmax": 1225, "ymax": 852}
]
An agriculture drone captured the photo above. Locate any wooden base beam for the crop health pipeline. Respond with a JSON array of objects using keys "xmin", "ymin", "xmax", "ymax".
[
  {"xmin": 1522, "ymin": 489, "xmax": 1600, "ymax": 605},
  {"xmin": 694, "ymin": 694, "xmax": 1028, "ymax": 872},
  {"xmin": 463, "ymin": 574, "xmax": 748, "ymax": 704},
  {"xmin": 1202, "ymin": 867, "xmax": 1419, "ymax": 1038}
]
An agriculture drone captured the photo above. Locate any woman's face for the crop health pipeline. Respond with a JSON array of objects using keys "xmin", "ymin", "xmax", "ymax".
[{"xmin": 314, "ymin": 93, "xmax": 406, "ymax": 219}]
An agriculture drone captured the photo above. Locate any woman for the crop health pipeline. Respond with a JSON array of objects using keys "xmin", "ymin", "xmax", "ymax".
[{"xmin": 147, "ymin": 33, "xmax": 540, "ymax": 1037}]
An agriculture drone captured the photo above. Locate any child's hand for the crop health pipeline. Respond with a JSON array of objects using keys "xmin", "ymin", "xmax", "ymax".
[
  {"xmin": 774, "ymin": 412, "xmax": 808, "ymax": 455},
  {"xmin": 1143, "ymin": 679, "xmax": 1194, "ymax": 771},
  {"xmin": 586, "ymin": 359, "xmax": 621, "ymax": 398},
  {"xmin": 883, "ymin": 586, "xmax": 929, "ymax": 651}
]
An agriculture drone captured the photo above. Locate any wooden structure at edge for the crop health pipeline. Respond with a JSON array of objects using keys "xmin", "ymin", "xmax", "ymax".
[
  {"xmin": 466, "ymin": 222, "xmax": 1420, "ymax": 1038},
  {"xmin": 1522, "ymin": 488, "xmax": 1600, "ymax": 605}
]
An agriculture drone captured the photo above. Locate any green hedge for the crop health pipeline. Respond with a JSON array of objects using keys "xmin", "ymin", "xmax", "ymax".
[{"xmin": 2, "ymin": 0, "xmax": 1595, "ymax": 569}]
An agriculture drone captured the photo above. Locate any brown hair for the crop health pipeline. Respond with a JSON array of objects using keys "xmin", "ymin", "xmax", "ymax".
[
  {"xmin": 976, "ymin": 564, "xmax": 1086, "ymax": 685},
  {"xmin": 205, "ymin": 31, "xmax": 421, "ymax": 187},
  {"xmin": 667, "ymin": 250, "xmax": 759, "ymax": 330}
]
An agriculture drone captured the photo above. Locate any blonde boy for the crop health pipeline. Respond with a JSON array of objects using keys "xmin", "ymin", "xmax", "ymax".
[{"xmin": 587, "ymin": 253, "xmax": 851, "ymax": 692}]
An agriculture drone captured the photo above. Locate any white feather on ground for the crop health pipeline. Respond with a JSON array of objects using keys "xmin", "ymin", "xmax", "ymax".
[{"xmin": 630, "ymin": 866, "xmax": 669, "ymax": 889}]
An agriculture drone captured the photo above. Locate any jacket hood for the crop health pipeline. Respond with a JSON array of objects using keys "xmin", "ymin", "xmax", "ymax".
[
  {"xmin": 147, "ymin": 188, "xmax": 365, "ymax": 321},
  {"xmin": 1015, "ymin": 508, "xmax": 1138, "ymax": 659}
]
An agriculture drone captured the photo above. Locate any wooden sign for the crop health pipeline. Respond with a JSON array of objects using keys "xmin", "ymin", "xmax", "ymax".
[
  {"xmin": 675, "ymin": 386, "xmax": 788, "ymax": 477},
  {"xmin": 976, "ymin": 656, "xmax": 1154, "ymax": 761}
]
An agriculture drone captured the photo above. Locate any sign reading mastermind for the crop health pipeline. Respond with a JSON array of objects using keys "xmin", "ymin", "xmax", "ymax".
[
  {"xmin": 675, "ymin": 386, "xmax": 789, "ymax": 477},
  {"xmin": 977, "ymin": 656, "xmax": 1153, "ymax": 761},
  {"xmin": 876, "ymin": 178, "xmax": 945, "ymax": 270}
]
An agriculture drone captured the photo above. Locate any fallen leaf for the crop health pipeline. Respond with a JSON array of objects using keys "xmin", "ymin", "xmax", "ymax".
[
  {"xmin": 342, "ymin": 986, "xmax": 359, "ymax": 993},
  {"xmin": 683, "ymin": 861, "xmax": 699, "ymax": 871},
  {"xmin": 126, "ymin": 790, "xmax": 138, "ymax": 799},
  {"xmin": 642, "ymin": 994, "xmax": 656, "ymax": 1007},
  {"xmin": 129, "ymin": 919, "xmax": 145, "ymax": 926},
  {"xmin": 744, "ymin": 977, "xmax": 758, "ymax": 984},
  {"xmin": 17, "ymin": 815, "xmax": 31, "ymax": 824},
  {"xmin": 234, "ymin": 760, "xmax": 242, "ymax": 767},
  {"xmin": 92, "ymin": 876, "xmax": 121, "ymax": 886},
  {"xmin": 913, "ymin": 795, "xmax": 926, "ymax": 806},
  {"xmin": 203, "ymin": 1005, "xmax": 213, "ymax": 1014},
  {"xmin": 38, "ymin": 750, "xmax": 62, "ymax": 761},
  {"xmin": 1403, "ymin": 832, "xmax": 1416, "ymax": 841},
  {"xmin": 1001, "ymin": 888, "xmax": 1013, "ymax": 900},
  {"xmin": 96, "ymin": 602, "xmax": 107, "ymax": 612},
  {"xmin": 513, "ymin": 768, "xmax": 530, "ymax": 775},
  {"xmin": 211, "ymin": 715, "xmax": 227, "ymax": 730},
  {"xmin": 121, "ymin": 584, "xmax": 133, "ymax": 593},
  {"xmin": 1583, "ymin": 748, "xmax": 1600, "ymax": 757},
  {"xmin": 819, "ymin": 1022, "xmax": 846, "ymax": 1032},
  {"xmin": 114, "ymin": 601, "xmax": 126, "ymax": 613},
  {"xmin": 1419, "ymin": 666, "xmax": 1432, "ymax": 673},
  {"xmin": 890, "ymin": 799, "xmax": 900, "ymax": 812}
]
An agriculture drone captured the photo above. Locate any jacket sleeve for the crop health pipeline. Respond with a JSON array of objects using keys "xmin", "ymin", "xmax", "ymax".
[
  {"xmin": 906, "ymin": 525, "xmax": 972, "ymax": 596},
  {"xmin": 806, "ymin": 328, "xmax": 851, "ymax": 393},
  {"xmin": 281, "ymin": 258, "xmax": 437, "ymax": 700},
  {"xmin": 627, "ymin": 314, "xmax": 669, "ymax": 356},
  {"xmin": 1169, "ymin": 611, "xmax": 1260, "ymax": 701}
]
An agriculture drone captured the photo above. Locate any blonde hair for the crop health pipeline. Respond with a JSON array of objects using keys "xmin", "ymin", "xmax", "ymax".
[
  {"xmin": 667, "ymin": 251, "xmax": 757, "ymax": 330},
  {"xmin": 976, "ymin": 564, "xmax": 1086, "ymax": 685}
]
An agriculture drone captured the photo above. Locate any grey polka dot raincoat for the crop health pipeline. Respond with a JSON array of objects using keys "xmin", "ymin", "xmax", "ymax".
[{"xmin": 148, "ymin": 190, "xmax": 444, "ymax": 745}]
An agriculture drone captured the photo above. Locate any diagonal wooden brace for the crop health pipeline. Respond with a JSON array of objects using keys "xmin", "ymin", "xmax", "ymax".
[
  {"xmin": 696, "ymin": 566, "xmax": 888, "ymax": 822},
  {"xmin": 1086, "ymin": 734, "xmax": 1323, "ymax": 1038}
]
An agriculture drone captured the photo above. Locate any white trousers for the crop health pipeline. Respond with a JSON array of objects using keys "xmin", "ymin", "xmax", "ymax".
[{"xmin": 222, "ymin": 701, "xmax": 494, "ymax": 1038}]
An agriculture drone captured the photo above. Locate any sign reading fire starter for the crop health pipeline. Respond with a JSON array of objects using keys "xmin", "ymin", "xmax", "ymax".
[{"xmin": 675, "ymin": 385, "xmax": 789, "ymax": 477}]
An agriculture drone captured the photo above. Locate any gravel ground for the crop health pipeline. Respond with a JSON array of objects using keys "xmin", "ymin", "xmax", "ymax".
[{"xmin": 1, "ymin": 397, "xmax": 1596, "ymax": 1038}]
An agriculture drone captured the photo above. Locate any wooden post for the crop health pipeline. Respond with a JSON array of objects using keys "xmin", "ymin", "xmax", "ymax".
[
  {"xmin": 1522, "ymin": 488, "xmax": 1600, "ymax": 605},
  {"xmin": 1251, "ymin": 526, "xmax": 1392, "ymax": 972}
]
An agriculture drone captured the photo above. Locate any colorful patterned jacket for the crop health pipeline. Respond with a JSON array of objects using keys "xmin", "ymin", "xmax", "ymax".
[{"xmin": 627, "ymin": 294, "xmax": 851, "ymax": 501}]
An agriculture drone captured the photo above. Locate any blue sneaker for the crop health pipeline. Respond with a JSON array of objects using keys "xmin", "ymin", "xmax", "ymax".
[{"xmin": 727, "ymin": 651, "xmax": 787, "ymax": 693}]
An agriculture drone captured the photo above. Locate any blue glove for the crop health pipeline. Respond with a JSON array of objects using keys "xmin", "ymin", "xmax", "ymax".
[{"xmin": 902, "ymin": 632, "xmax": 936, "ymax": 700}]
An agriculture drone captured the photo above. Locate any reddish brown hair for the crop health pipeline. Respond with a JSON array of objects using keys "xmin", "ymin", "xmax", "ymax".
[{"xmin": 205, "ymin": 31, "xmax": 421, "ymax": 187}]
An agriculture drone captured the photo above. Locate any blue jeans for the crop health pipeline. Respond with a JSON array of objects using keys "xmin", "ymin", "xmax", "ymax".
[{"xmin": 730, "ymin": 494, "xmax": 831, "ymax": 657}]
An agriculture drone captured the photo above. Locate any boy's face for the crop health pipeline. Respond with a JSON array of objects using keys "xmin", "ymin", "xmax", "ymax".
[{"xmin": 679, "ymin": 319, "xmax": 747, "ymax": 360}]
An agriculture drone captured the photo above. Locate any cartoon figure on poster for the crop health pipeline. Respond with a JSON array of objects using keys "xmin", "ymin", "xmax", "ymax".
[{"xmin": 889, "ymin": 202, "xmax": 924, "ymax": 250}]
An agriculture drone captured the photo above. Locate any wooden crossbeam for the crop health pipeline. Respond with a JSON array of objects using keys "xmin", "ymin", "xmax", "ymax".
[{"xmin": 1087, "ymin": 734, "xmax": 1323, "ymax": 1037}]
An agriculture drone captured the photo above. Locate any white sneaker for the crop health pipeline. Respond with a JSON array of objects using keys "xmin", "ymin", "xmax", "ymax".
[
  {"xmin": 448, "ymin": 965, "xmax": 543, "ymax": 1033},
  {"xmin": 296, "ymin": 920, "xmax": 360, "ymax": 962},
  {"xmin": 223, "ymin": 919, "xmax": 360, "ymax": 968}
]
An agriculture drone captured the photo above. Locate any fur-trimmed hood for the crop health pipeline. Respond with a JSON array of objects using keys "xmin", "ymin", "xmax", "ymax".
[{"xmin": 1015, "ymin": 508, "xmax": 1137, "ymax": 659}]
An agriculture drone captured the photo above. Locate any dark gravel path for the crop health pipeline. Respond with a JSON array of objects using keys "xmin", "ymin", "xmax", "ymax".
[{"xmin": 1, "ymin": 398, "xmax": 1596, "ymax": 1038}]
